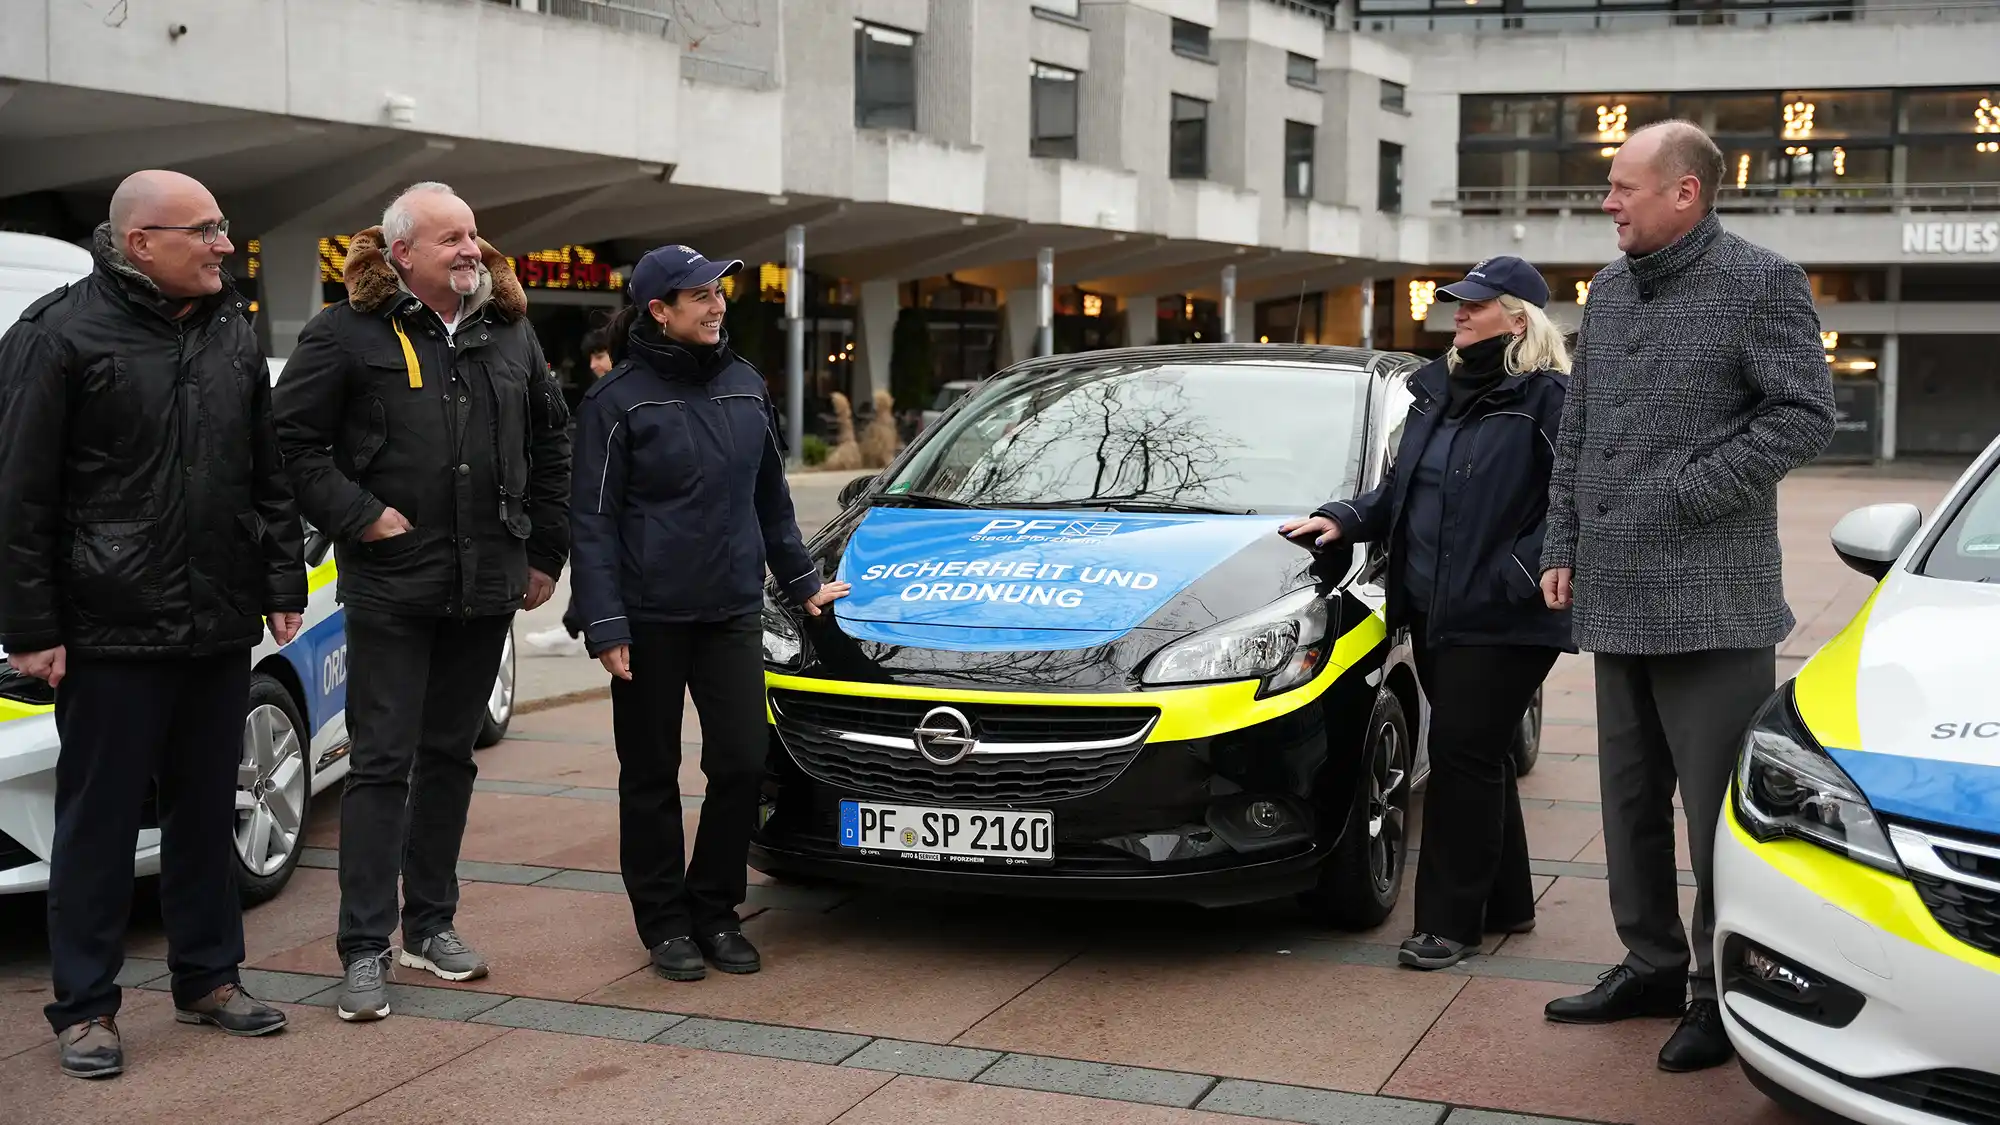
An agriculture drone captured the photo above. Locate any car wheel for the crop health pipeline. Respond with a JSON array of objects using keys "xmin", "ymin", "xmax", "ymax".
[
  {"xmin": 236, "ymin": 673, "xmax": 312, "ymax": 909},
  {"xmin": 476, "ymin": 628, "xmax": 516, "ymax": 749},
  {"xmin": 1510, "ymin": 685, "xmax": 1543, "ymax": 777},
  {"xmin": 1299, "ymin": 688, "xmax": 1411, "ymax": 930}
]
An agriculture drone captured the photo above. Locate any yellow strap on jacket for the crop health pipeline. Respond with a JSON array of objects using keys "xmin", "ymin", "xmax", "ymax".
[{"xmin": 391, "ymin": 318, "xmax": 422, "ymax": 389}]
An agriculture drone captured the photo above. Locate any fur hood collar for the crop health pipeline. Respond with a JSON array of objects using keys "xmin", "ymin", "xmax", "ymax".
[{"xmin": 342, "ymin": 225, "xmax": 527, "ymax": 323}]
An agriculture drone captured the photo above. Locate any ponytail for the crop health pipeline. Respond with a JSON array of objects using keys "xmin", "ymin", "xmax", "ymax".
[{"xmin": 599, "ymin": 303, "xmax": 642, "ymax": 362}]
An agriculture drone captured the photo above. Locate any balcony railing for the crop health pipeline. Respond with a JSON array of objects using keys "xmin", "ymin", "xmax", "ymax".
[
  {"xmin": 498, "ymin": 0, "xmax": 671, "ymax": 37},
  {"xmin": 1357, "ymin": 0, "xmax": 2000, "ymax": 33},
  {"xmin": 1440, "ymin": 182, "xmax": 2000, "ymax": 214}
]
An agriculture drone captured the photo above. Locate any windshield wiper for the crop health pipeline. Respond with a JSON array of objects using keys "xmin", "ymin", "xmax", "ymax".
[
  {"xmin": 877, "ymin": 491, "xmax": 978, "ymax": 509},
  {"xmin": 1034, "ymin": 498, "xmax": 1256, "ymax": 515}
]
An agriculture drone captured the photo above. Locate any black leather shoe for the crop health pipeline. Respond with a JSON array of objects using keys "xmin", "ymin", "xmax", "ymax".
[
  {"xmin": 1545, "ymin": 965, "xmax": 1687, "ymax": 1024},
  {"xmin": 175, "ymin": 983, "xmax": 288, "ymax": 1036},
  {"xmin": 697, "ymin": 930, "xmax": 761, "ymax": 975},
  {"xmin": 1658, "ymin": 999, "xmax": 1735, "ymax": 1072},
  {"xmin": 58, "ymin": 1016, "xmax": 122, "ymax": 1079},
  {"xmin": 650, "ymin": 937, "xmax": 706, "ymax": 982}
]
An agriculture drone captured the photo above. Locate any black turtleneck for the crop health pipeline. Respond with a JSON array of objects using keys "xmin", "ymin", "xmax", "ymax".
[
  {"xmin": 627, "ymin": 317, "xmax": 732, "ymax": 382},
  {"xmin": 1446, "ymin": 333, "xmax": 1511, "ymax": 418}
]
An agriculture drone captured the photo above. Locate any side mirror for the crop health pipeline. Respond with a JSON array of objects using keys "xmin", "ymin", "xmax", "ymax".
[
  {"xmin": 1831, "ymin": 502, "xmax": 1922, "ymax": 580},
  {"xmin": 838, "ymin": 473, "xmax": 877, "ymax": 509}
]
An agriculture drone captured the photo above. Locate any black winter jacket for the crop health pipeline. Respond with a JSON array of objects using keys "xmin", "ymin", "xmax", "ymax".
[
  {"xmin": 1319, "ymin": 356, "xmax": 1575, "ymax": 652},
  {"xmin": 272, "ymin": 227, "xmax": 571, "ymax": 618},
  {"xmin": 0, "ymin": 224, "xmax": 307, "ymax": 659},
  {"xmin": 566, "ymin": 324, "xmax": 823, "ymax": 656}
]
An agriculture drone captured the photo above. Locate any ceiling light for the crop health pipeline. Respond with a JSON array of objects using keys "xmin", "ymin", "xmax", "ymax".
[
  {"xmin": 1409, "ymin": 280, "xmax": 1438, "ymax": 322},
  {"xmin": 1782, "ymin": 99, "xmax": 1816, "ymax": 141},
  {"xmin": 1575, "ymin": 281, "xmax": 1590, "ymax": 305}
]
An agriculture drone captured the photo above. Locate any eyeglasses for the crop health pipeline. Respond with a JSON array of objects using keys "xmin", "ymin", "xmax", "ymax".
[{"xmin": 139, "ymin": 218, "xmax": 230, "ymax": 245}]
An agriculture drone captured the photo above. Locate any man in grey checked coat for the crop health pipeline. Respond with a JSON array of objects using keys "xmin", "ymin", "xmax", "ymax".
[{"xmin": 1537, "ymin": 121, "xmax": 1835, "ymax": 1073}]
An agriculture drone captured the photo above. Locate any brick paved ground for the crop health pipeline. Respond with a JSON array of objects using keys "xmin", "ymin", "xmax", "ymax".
[{"xmin": 0, "ymin": 466, "xmax": 1957, "ymax": 1124}]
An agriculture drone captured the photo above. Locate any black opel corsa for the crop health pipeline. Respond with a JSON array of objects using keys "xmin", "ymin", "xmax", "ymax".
[{"xmin": 750, "ymin": 344, "xmax": 1544, "ymax": 927}]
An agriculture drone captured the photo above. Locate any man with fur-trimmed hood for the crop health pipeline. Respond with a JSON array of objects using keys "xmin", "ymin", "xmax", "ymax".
[{"xmin": 272, "ymin": 182, "xmax": 571, "ymax": 1022}]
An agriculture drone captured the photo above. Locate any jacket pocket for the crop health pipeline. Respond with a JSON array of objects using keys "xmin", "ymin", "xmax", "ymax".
[
  {"xmin": 66, "ymin": 520, "xmax": 160, "ymax": 624},
  {"xmin": 1498, "ymin": 549, "xmax": 1541, "ymax": 604}
]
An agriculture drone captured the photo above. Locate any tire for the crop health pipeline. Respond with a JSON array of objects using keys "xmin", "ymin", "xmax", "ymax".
[
  {"xmin": 236, "ymin": 673, "xmax": 312, "ymax": 909},
  {"xmin": 1299, "ymin": 688, "xmax": 1412, "ymax": 930},
  {"xmin": 1510, "ymin": 685, "xmax": 1544, "ymax": 777},
  {"xmin": 475, "ymin": 627, "xmax": 516, "ymax": 749}
]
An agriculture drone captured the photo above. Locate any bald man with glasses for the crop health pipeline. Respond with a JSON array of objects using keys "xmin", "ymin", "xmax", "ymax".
[{"xmin": 0, "ymin": 170, "xmax": 306, "ymax": 1079}]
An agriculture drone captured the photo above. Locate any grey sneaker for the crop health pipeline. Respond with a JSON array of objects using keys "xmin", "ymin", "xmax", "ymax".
[
  {"xmin": 336, "ymin": 952, "xmax": 392, "ymax": 1022},
  {"xmin": 399, "ymin": 930, "xmax": 488, "ymax": 982}
]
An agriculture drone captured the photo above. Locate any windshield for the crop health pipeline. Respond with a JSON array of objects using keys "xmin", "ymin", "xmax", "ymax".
[
  {"xmin": 883, "ymin": 361, "xmax": 1370, "ymax": 515},
  {"xmin": 1920, "ymin": 455, "xmax": 2000, "ymax": 582}
]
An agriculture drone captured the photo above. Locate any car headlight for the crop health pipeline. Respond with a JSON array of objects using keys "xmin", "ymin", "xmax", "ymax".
[
  {"xmin": 1141, "ymin": 587, "xmax": 1331, "ymax": 695},
  {"xmin": 762, "ymin": 598, "xmax": 802, "ymax": 669},
  {"xmin": 1734, "ymin": 682, "xmax": 1901, "ymax": 875}
]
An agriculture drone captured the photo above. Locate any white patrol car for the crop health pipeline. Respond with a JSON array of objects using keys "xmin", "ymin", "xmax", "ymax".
[
  {"xmin": 1715, "ymin": 432, "xmax": 2000, "ymax": 1124},
  {"xmin": 0, "ymin": 234, "xmax": 516, "ymax": 908}
]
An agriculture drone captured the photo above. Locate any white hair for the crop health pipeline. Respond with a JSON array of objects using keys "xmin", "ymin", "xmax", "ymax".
[{"xmin": 381, "ymin": 181, "xmax": 458, "ymax": 248}]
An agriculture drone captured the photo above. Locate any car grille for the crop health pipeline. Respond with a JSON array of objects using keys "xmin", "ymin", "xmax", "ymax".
[
  {"xmin": 768, "ymin": 689, "xmax": 1156, "ymax": 806},
  {"xmin": 1908, "ymin": 871, "xmax": 2000, "ymax": 959},
  {"xmin": 0, "ymin": 830, "xmax": 37, "ymax": 873},
  {"xmin": 1858, "ymin": 1069, "xmax": 2000, "ymax": 1125},
  {"xmin": 1896, "ymin": 822, "xmax": 2000, "ymax": 960}
]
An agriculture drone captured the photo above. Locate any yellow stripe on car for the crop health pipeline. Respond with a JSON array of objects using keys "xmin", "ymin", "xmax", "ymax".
[
  {"xmin": 765, "ymin": 609, "xmax": 1388, "ymax": 744},
  {"xmin": 309, "ymin": 557, "xmax": 338, "ymax": 593},
  {"xmin": 1726, "ymin": 798, "xmax": 2000, "ymax": 976},
  {"xmin": 1792, "ymin": 580, "xmax": 1881, "ymax": 752}
]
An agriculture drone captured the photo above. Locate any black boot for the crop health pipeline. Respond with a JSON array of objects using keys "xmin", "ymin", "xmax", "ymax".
[
  {"xmin": 1545, "ymin": 965, "xmax": 1687, "ymax": 1024},
  {"xmin": 1658, "ymin": 999, "xmax": 1735, "ymax": 1072},
  {"xmin": 697, "ymin": 930, "xmax": 761, "ymax": 975},
  {"xmin": 650, "ymin": 937, "xmax": 706, "ymax": 982}
]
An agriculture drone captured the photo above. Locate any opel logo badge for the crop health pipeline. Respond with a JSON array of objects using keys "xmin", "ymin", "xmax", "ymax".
[{"xmin": 913, "ymin": 706, "xmax": 976, "ymax": 766}]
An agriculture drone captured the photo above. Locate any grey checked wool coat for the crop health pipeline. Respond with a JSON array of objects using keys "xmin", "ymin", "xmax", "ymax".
[{"xmin": 1542, "ymin": 211, "xmax": 1836, "ymax": 656}]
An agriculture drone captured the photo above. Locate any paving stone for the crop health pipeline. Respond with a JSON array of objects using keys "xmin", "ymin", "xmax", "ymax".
[
  {"xmin": 470, "ymin": 997, "xmax": 685, "ymax": 1041},
  {"xmin": 743, "ymin": 882, "xmax": 852, "ymax": 913},
  {"xmin": 534, "ymin": 869, "xmax": 626, "ymax": 894},
  {"xmin": 557, "ymin": 786, "xmax": 622, "ymax": 803},
  {"xmin": 456, "ymin": 859, "xmax": 563, "ymax": 885},
  {"xmin": 114, "ymin": 958, "xmax": 169, "ymax": 988},
  {"xmin": 299, "ymin": 846, "xmax": 339, "ymax": 869},
  {"xmin": 654, "ymin": 1016, "xmax": 871, "ymax": 1065},
  {"xmin": 976, "ymin": 1053, "xmax": 1216, "ymax": 1108},
  {"xmin": 1444, "ymin": 1111, "xmax": 1589, "ymax": 1125},
  {"xmin": 843, "ymin": 1038, "xmax": 1003, "ymax": 1080},
  {"xmin": 1465, "ymin": 954, "xmax": 1613, "ymax": 987},
  {"xmin": 1199, "ymin": 1080, "xmax": 1447, "ymax": 1125},
  {"xmin": 297, "ymin": 980, "xmax": 510, "ymax": 1021},
  {"xmin": 472, "ymin": 778, "xmax": 569, "ymax": 797},
  {"xmin": 238, "ymin": 968, "xmax": 342, "ymax": 1003}
]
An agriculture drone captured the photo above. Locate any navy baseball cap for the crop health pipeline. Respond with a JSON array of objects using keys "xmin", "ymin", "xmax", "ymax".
[
  {"xmin": 1435, "ymin": 256, "xmax": 1551, "ymax": 309},
  {"xmin": 627, "ymin": 243, "xmax": 744, "ymax": 307}
]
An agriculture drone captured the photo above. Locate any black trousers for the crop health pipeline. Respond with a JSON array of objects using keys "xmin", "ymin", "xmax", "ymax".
[
  {"xmin": 611, "ymin": 616, "xmax": 765, "ymax": 948},
  {"xmin": 46, "ymin": 652, "xmax": 250, "ymax": 1032},
  {"xmin": 336, "ymin": 609, "xmax": 511, "ymax": 963},
  {"xmin": 1409, "ymin": 618, "xmax": 1558, "ymax": 947},
  {"xmin": 1596, "ymin": 647, "xmax": 1774, "ymax": 1000}
]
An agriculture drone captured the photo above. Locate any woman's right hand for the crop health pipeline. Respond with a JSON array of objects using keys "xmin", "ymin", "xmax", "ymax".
[
  {"xmin": 1279, "ymin": 515, "xmax": 1341, "ymax": 547},
  {"xmin": 599, "ymin": 644, "xmax": 633, "ymax": 681}
]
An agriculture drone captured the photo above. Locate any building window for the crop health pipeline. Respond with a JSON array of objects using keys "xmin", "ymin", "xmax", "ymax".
[
  {"xmin": 1381, "ymin": 80, "xmax": 1407, "ymax": 112},
  {"xmin": 1031, "ymin": 62, "xmax": 1080, "ymax": 160},
  {"xmin": 1171, "ymin": 95, "xmax": 1209, "ymax": 179},
  {"xmin": 1378, "ymin": 141, "xmax": 1403, "ymax": 212},
  {"xmin": 1031, "ymin": 0, "xmax": 1082, "ymax": 18},
  {"xmin": 1286, "ymin": 53, "xmax": 1318, "ymax": 88},
  {"xmin": 854, "ymin": 20, "xmax": 917, "ymax": 131},
  {"xmin": 1170, "ymin": 18, "xmax": 1211, "ymax": 59},
  {"xmin": 1285, "ymin": 121, "xmax": 1316, "ymax": 199}
]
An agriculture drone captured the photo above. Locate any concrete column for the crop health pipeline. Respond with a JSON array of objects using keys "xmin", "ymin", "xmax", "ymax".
[
  {"xmin": 1221, "ymin": 265, "xmax": 1238, "ymax": 342},
  {"xmin": 1005, "ymin": 288, "xmax": 1038, "ymax": 368},
  {"xmin": 1359, "ymin": 276, "xmax": 1376, "ymax": 349},
  {"xmin": 1881, "ymin": 333, "xmax": 1901, "ymax": 463},
  {"xmin": 784, "ymin": 224, "xmax": 805, "ymax": 463},
  {"xmin": 258, "ymin": 226, "xmax": 323, "ymax": 360},
  {"xmin": 855, "ymin": 279, "xmax": 899, "ymax": 403},
  {"xmin": 1124, "ymin": 296, "xmax": 1158, "ymax": 347},
  {"xmin": 1036, "ymin": 246, "xmax": 1054, "ymax": 357}
]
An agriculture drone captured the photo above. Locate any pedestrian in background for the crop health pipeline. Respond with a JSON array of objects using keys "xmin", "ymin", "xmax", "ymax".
[
  {"xmin": 1282, "ymin": 255, "xmax": 1573, "ymax": 971},
  {"xmin": 567, "ymin": 244, "xmax": 847, "ymax": 982},
  {"xmin": 1537, "ymin": 121, "xmax": 1835, "ymax": 1071},
  {"xmin": 273, "ymin": 182, "xmax": 572, "ymax": 1022},
  {"xmin": 0, "ymin": 170, "xmax": 305, "ymax": 1078}
]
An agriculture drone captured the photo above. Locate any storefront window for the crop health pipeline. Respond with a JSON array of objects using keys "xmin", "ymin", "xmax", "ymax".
[
  {"xmin": 1819, "ymin": 330, "xmax": 1883, "ymax": 379},
  {"xmin": 1777, "ymin": 90, "xmax": 1894, "ymax": 141},
  {"xmin": 1562, "ymin": 94, "xmax": 1671, "ymax": 148},
  {"xmin": 1808, "ymin": 270, "xmax": 1889, "ymax": 302},
  {"xmin": 1906, "ymin": 141, "xmax": 1998, "ymax": 184},
  {"xmin": 1461, "ymin": 95, "xmax": 1560, "ymax": 140},
  {"xmin": 1255, "ymin": 294, "xmax": 1325, "ymax": 345},
  {"xmin": 1900, "ymin": 88, "xmax": 2000, "ymax": 136},
  {"xmin": 1459, "ymin": 149, "xmax": 1561, "ymax": 192},
  {"xmin": 1672, "ymin": 93, "xmax": 1777, "ymax": 137}
]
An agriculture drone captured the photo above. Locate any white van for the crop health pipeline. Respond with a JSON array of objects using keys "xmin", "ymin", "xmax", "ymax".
[{"xmin": 0, "ymin": 230, "xmax": 93, "ymax": 326}]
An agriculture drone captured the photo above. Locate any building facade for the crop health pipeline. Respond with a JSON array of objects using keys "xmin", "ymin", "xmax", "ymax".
[{"xmin": 1, "ymin": 0, "xmax": 1995, "ymax": 456}]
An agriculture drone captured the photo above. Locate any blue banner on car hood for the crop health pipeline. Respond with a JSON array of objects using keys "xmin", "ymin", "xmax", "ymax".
[{"xmin": 832, "ymin": 508, "xmax": 1275, "ymax": 652}]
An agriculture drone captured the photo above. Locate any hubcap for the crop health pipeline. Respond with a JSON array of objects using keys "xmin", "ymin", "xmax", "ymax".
[
  {"xmin": 1364, "ymin": 716, "xmax": 1409, "ymax": 896},
  {"xmin": 488, "ymin": 630, "xmax": 515, "ymax": 726},
  {"xmin": 236, "ymin": 702, "xmax": 305, "ymax": 878}
]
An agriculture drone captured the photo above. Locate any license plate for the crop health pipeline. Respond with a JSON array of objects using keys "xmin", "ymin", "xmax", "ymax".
[{"xmin": 838, "ymin": 799, "xmax": 1053, "ymax": 866}]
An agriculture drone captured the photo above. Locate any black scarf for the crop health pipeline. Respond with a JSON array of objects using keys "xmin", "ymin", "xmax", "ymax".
[{"xmin": 1446, "ymin": 334, "xmax": 1510, "ymax": 418}]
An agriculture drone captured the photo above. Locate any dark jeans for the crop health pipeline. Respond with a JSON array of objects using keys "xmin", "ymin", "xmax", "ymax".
[
  {"xmin": 336, "ymin": 609, "xmax": 511, "ymax": 964},
  {"xmin": 1410, "ymin": 616, "xmax": 1558, "ymax": 947},
  {"xmin": 46, "ymin": 653, "xmax": 250, "ymax": 1032},
  {"xmin": 611, "ymin": 616, "xmax": 765, "ymax": 948},
  {"xmin": 1596, "ymin": 646, "xmax": 1775, "ymax": 1000}
]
